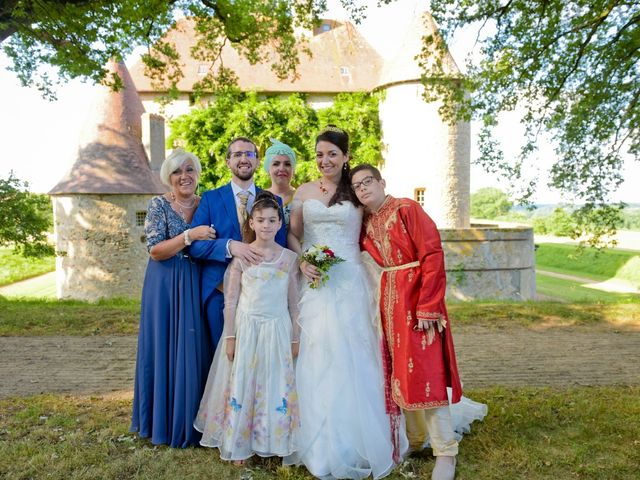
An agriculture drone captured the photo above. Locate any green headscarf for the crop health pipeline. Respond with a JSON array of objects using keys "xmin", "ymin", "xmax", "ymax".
[{"xmin": 263, "ymin": 138, "xmax": 297, "ymax": 172}]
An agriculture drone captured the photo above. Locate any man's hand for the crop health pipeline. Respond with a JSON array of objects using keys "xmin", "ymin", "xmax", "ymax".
[{"xmin": 229, "ymin": 240, "xmax": 264, "ymax": 265}]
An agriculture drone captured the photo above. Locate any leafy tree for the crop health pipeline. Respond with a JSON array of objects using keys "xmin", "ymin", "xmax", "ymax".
[
  {"xmin": 621, "ymin": 209, "xmax": 640, "ymax": 231},
  {"xmin": 545, "ymin": 208, "xmax": 576, "ymax": 238},
  {"xmin": 0, "ymin": 172, "xmax": 54, "ymax": 256},
  {"xmin": 422, "ymin": 0, "xmax": 639, "ymax": 245},
  {"xmin": 1, "ymin": 0, "xmax": 322, "ymax": 99},
  {"xmin": 470, "ymin": 187, "xmax": 513, "ymax": 219},
  {"xmin": 168, "ymin": 91, "xmax": 383, "ymax": 189}
]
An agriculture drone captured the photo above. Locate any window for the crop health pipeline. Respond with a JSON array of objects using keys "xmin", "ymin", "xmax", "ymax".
[
  {"xmin": 340, "ymin": 66, "xmax": 350, "ymax": 76},
  {"xmin": 322, "ymin": 23, "xmax": 331, "ymax": 32},
  {"xmin": 136, "ymin": 211, "xmax": 147, "ymax": 227},
  {"xmin": 414, "ymin": 188, "xmax": 425, "ymax": 206},
  {"xmin": 197, "ymin": 64, "xmax": 208, "ymax": 75}
]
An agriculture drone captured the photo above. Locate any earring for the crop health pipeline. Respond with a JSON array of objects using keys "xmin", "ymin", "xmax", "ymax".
[{"xmin": 342, "ymin": 162, "xmax": 348, "ymax": 171}]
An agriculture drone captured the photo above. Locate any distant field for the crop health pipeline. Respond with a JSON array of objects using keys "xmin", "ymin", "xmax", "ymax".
[
  {"xmin": 535, "ymin": 243, "xmax": 640, "ymax": 287},
  {"xmin": 0, "ymin": 247, "xmax": 55, "ymax": 286}
]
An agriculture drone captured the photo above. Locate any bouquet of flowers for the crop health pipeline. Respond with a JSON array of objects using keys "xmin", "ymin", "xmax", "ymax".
[{"xmin": 301, "ymin": 244, "xmax": 345, "ymax": 289}]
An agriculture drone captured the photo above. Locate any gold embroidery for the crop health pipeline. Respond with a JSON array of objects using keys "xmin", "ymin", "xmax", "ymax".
[
  {"xmin": 425, "ymin": 382, "xmax": 431, "ymax": 397},
  {"xmin": 393, "ymin": 378, "xmax": 401, "ymax": 399},
  {"xmin": 416, "ymin": 310, "xmax": 443, "ymax": 320},
  {"xmin": 382, "ymin": 271, "xmax": 398, "ymax": 359},
  {"xmin": 408, "ymin": 357, "xmax": 414, "ymax": 373},
  {"xmin": 421, "ymin": 334, "xmax": 427, "ymax": 350},
  {"xmin": 408, "ymin": 269, "xmax": 415, "ymax": 283},
  {"xmin": 395, "ymin": 393, "xmax": 449, "ymax": 410},
  {"xmin": 406, "ymin": 310, "xmax": 412, "ymax": 326}
]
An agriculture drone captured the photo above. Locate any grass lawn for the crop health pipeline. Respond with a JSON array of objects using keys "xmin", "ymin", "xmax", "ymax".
[
  {"xmin": 0, "ymin": 297, "xmax": 140, "ymax": 336},
  {"xmin": 536, "ymin": 243, "xmax": 640, "ymax": 286},
  {"xmin": 536, "ymin": 272, "xmax": 640, "ymax": 303},
  {"xmin": 448, "ymin": 300, "xmax": 640, "ymax": 330},
  {"xmin": 2, "ymin": 296, "xmax": 639, "ymax": 336},
  {"xmin": 0, "ymin": 247, "xmax": 55, "ymax": 287},
  {"xmin": 1, "ymin": 386, "xmax": 638, "ymax": 479}
]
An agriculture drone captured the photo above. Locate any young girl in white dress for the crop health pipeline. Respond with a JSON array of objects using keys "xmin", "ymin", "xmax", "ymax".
[{"xmin": 194, "ymin": 191, "xmax": 300, "ymax": 464}]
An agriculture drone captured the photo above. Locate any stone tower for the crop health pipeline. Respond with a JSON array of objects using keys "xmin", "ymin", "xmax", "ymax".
[
  {"xmin": 49, "ymin": 60, "xmax": 166, "ymax": 301},
  {"xmin": 375, "ymin": 10, "xmax": 470, "ymax": 229}
]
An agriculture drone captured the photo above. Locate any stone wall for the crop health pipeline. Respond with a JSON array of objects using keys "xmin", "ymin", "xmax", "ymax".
[
  {"xmin": 52, "ymin": 195, "xmax": 153, "ymax": 301},
  {"xmin": 441, "ymin": 227, "xmax": 536, "ymax": 300}
]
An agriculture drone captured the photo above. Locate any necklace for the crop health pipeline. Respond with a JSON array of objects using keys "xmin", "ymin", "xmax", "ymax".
[
  {"xmin": 171, "ymin": 192, "xmax": 196, "ymax": 209},
  {"xmin": 170, "ymin": 192, "xmax": 196, "ymax": 221},
  {"xmin": 319, "ymin": 179, "xmax": 330, "ymax": 195}
]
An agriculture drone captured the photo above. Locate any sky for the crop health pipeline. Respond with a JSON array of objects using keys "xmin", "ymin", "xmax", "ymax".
[{"xmin": 0, "ymin": 0, "xmax": 638, "ymax": 205}]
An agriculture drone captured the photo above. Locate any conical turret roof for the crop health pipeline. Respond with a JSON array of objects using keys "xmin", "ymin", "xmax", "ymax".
[
  {"xmin": 49, "ymin": 60, "xmax": 166, "ymax": 195},
  {"xmin": 376, "ymin": 10, "xmax": 460, "ymax": 89}
]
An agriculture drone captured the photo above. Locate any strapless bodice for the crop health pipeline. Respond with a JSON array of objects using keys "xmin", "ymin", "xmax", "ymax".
[{"xmin": 302, "ymin": 199, "xmax": 362, "ymax": 262}]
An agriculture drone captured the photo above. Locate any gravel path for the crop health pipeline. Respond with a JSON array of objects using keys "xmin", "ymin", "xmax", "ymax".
[{"xmin": 2, "ymin": 326, "xmax": 639, "ymax": 399}]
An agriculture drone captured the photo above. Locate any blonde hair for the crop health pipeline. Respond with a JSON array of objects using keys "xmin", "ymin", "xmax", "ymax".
[{"xmin": 160, "ymin": 148, "xmax": 202, "ymax": 186}]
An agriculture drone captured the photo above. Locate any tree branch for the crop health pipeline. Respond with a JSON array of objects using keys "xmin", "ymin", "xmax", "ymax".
[
  {"xmin": 200, "ymin": 0, "xmax": 252, "ymax": 42},
  {"xmin": 544, "ymin": 5, "xmax": 615, "ymax": 106}
]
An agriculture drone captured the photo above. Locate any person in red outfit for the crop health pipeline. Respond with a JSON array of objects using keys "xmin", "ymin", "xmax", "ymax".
[{"xmin": 351, "ymin": 163, "xmax": 461, "ymax": 480}]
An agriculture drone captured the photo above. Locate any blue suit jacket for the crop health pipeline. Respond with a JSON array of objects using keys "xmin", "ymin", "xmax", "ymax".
[{"xmin": 190, "ymin": 183, "xmax": 287, "ymax": 303}]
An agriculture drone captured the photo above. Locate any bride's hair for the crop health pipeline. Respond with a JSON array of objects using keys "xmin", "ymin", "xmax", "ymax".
[
  {"xmin": 242, "ymin": 191, "xmax": 282, "ymax": 243},
  {"xmin": 316, "ymin": 125, "xmax": 358, "ymax": 207}
]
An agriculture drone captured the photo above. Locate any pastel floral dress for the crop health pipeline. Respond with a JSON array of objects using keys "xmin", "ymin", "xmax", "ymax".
[{"xmin": 194, "ymin": 248, "xmax": 300, "ymax": 460}]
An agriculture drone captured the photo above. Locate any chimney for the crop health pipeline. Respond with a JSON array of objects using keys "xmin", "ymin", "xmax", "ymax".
[{"xmin": 142, "ymin": 113, "xmax": 165, "ymax": 173}]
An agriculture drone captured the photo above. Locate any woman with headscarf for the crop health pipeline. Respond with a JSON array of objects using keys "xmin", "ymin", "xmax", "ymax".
[{"xmin": 264, "ymin": 138, "xmax": 297, "ymax": 228}]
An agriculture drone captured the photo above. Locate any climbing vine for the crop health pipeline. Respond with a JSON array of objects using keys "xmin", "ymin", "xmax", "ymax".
[{"xmin": 168, "ymin": 91, "xmax": 384, "ymax": 190}]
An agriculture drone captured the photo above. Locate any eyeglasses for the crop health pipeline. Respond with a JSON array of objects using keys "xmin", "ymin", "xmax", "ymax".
[
  {"xmin": 230, "ymin": 151, "xmax": 257, "ymax": 160},
  {"xmin": 351, "ymin": 175, "xmax": 376, "ymax": 191}
]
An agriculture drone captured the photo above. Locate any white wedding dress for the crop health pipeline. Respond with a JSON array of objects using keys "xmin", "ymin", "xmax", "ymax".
[{"xmin": 284, "ymin": 199, "xmax": 404, "ymax": 479}]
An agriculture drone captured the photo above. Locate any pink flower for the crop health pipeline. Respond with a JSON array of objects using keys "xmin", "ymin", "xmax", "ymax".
[{"xmin": 324, "ymin": 248, "xmax": 335, "ymax": 257}]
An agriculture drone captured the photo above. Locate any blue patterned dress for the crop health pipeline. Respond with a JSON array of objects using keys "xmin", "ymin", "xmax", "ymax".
[{"xmin": 130, "ymin": 196, "xmax": 213, "ymax": 447}]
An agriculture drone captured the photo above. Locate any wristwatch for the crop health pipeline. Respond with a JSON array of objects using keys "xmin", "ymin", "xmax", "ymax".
[{"xmin": 183, "ymin": 229, "xmax": 192, "ymax": 246}]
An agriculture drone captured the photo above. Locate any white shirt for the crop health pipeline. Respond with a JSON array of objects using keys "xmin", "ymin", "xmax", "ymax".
[
  {"xmin": 230, "ymin": 181, "xmax": 256, "ymax": 213},
  {"xmin": 225, "ymin": 181, "xmax": 257, "ymax": 257}
]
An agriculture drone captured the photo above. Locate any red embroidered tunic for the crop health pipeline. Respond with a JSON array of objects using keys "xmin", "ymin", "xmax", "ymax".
[{"xmin": 361, "ymin": 196, "xmax": 462, "ymax": 410}]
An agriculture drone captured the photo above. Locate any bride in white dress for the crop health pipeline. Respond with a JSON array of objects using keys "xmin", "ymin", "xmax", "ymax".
[{"xmin": 285, "ymin": 126, "xmax": 405, "ymax": 479}]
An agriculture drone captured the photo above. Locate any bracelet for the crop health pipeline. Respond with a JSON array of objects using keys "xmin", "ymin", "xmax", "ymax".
[{"xmin": 183, "ymin": 229, "xmax": 192, "ymax": 246}]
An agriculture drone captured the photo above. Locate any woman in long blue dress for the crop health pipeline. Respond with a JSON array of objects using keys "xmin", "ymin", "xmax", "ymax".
[{"xmin": 130, "ymin": 148, "xmax": 217, "ymax": 448}]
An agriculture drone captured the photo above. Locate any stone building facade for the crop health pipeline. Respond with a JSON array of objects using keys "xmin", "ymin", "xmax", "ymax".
[{"xmin": 51, "ymin": 195, "xmax": 152, "ymax": 300}]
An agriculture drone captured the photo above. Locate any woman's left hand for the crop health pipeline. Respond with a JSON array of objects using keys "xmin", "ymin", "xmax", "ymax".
[{"xmin": 299, "ymin": 260, "xmax": 320, "ymax": 283}]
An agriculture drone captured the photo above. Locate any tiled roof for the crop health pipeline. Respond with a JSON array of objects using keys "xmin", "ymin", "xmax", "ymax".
[
  {"xmin": 129, "ymin": 18, "xmax": 383, "ymax": 93},
  {"xmin": 129, "ymin": 13, "xmax": 459, "ymax": 95},
  {"xmin": 50, "ymin": 60, "xmax": 167, "ymax": 195}
]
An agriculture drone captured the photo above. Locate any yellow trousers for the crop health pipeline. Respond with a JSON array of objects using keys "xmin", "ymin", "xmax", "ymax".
[{"xmin": 404, "ymin": 406, "xmax": 459, "ymax": 456}]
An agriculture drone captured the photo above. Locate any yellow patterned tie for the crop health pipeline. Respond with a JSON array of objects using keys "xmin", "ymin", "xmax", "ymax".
[{"xmin": 237, "ymin": 191, "xmax": 250, "ymax": 227}]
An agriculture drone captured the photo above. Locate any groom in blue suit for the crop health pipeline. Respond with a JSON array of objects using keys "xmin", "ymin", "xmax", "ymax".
[{"xmin": 190, "ymin": 137, "xmax": 287, "ymax": 348}]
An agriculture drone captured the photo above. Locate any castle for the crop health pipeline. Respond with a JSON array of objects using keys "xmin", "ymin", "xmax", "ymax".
[{"xmin": 50, "ymin": 11, "xmax": 535, "ymax": 301}]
